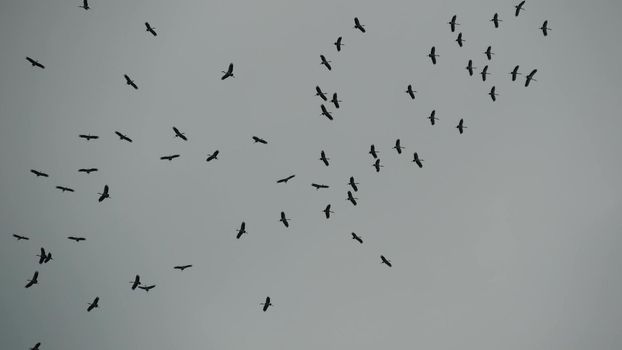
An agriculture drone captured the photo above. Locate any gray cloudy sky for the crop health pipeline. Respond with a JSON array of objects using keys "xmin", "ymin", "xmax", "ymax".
[{"xmin": 1, "ymin": 0, "xmax": 622, "ymax": 349}]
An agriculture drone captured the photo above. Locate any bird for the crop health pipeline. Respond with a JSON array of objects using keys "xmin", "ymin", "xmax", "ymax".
[
  {"xmin": 525, "ymin": 69, "xmax": 537, "ymax": 87},
  {"xmin": 490, "ymin": 13, "xmax": 502, "ymax": 28},
  {"xmin": 515, "ymin": 1, "xmax": 526, "ymax": 17},
  {"xmin": 380, "ymin": 255, "xmax": 392, "ymax": 267},
  {"xmin": 79, "ymin": 0, "xmax": 90, "ymax": 10},
  {"xmin": 261, "ymin": 296, "xmax": 272, "ymax": 312},
  {"xmin": 320, "ymin": 55, "xmax": 332, "ymax": 71},
  {"xmin": 130, "ymin": 275, "xmax": 141, "ymax": 290},
  {"xmin": 393, "ymin": 139, "xmax": 404, "ymax": 154},
  {"xmin": 124, "ymin": 74, "xmax": 138, "ymax": 90},
  {"xmin": 172, "ymin": 126, "xmax": 187, "ymax": 141},
  {"xmin": 466, "ymin": 60, "xmax": 476, "ymax": 76},
  {"xmin": 481, "ymin": 65, "xmax": 490, "ymax": 81},
  {"xmin": 319, "ymin": 150, "xmax": 330, "ymax": 166},
  {"xmin": 312, "ymin": 183, "xmax": 329, "ymax": 190},
  {"xmin": 369, "ymin": 145, "xmax": 379, "ymax": 159},
  {"xmin": 56, "ymin": 186, "xmax": 75, "ymax": 193},
  {"xmin": 428, "ymin": 46, "xmax": 439, "ymax": 64},
  {"xmin": 320, "ymin": 104, "xmax": 333, "ymax": 120},
  {"xmin": 412, "ymin": 152, "xmax": 424, "ymax": 168},
  {"xmin": 347, "ymin": 191, "xmax": 357, "ymax": 206},
  {"xmin": 87, "ymin": 297, "xmax": 99, "ymax": 312},
  {"xmin": 276, "ymin": 174, "xmax": 296, "ymax": 184},
  {"xmin": 25, "ymin": 271, "xmax": 39, "ymax": 288},
  {"xmin": 489, "ymin": 86, "xmax": 498, "ymax": 101},
  {"xmin": 455, "ymin": 32, "xmax": 465, "ymax": 47},
  {"xmin": 206, "ymin": 150, "xmax": 219, "ymax": 162},
  {"xmin": 221, "ymin": 63, "xmax": 234, "ymax": 80},
  {"xmin": 373, "ymin": 159, "xmax": 383, "ymax": 172},
  {"xmin": 174, "ymin": 264, "xmax": 193, "ymax": 271},
  {"xmin": 405, "ymin": 84, "xmax": 417, "ymax": 100},
  {"xmin": 484, "ymin": 46, "xmax": 494, "ymax": 60},
  {"xmin": 315, "ymin": 86, "xmax": 327, "ymax": 101},
  {"xmin": 139, "ymin": 285, "xmax": 156, "ymax": 292},
  {"xmin": 351, "ymin": 232, "xmax": 363, "ymax": 244},
  {"xmin": 67, "ymin": 236, "xmax": 86, "ymax": 242},
  {"xmin": 79, "ymin": 134, "xmax": 99, "ymax": 141},
  {"xmin": 30, "ymin": 169, "xmax": 49, "ymax": 177},
  {"xmin": 30, "ymin": 342, "xmax": 41, "ymax": 350},
  {"xmin": 353, "ymin": 17, "xmax": 366, "ymax": 32},
  {"xmin": 160, "ymin": 154, "xmax": 180, "ymax": 161},
  {"xmin": 115, "ymin": 131, "xmax": 133, "ymax": 142},
  {"xmin": 279, "ymin": 211, "xmax": 290, "ymax": 228},
  {"xmin": 26, "ymin": 57, "xmax": 45, "ymax": 69},
  {"xmin": 98, "ymin": 185, "xmax": 110, "ymax": 202},
  {"xmin": 252, "ymin": 136, "xmax": 268, "ymax": 144},
  {"xmin": 330, "ymin": 93, "xmax": 341, "ymax": 109},
  {"xmin": 428, "ymin": 110, "xmax": 439, "ymax": 126},
  {"xmin": 37, "ymin": 248, "xmax": 51, "ymax": 264},
  {"xmin": 334, "ymin": 36, "xmax": 344, "ymax": 51},
  {"xmin": 456, "ymin": 118, "xmax": 467, "ymax": 134},
  {"xmin": 348, "ymin": 176, "xmax": 359, "ymax": 192},
  {"xmin": 12, "ymin": 234, "xmax": 29, "ymax": 241},
  {"xmin": 323, "ymin": 204, "xmax": 333, "ymax": 219},
  {"xmin": 509, "ymin": 65, "xmax": 521, "ymax": 81},
  {"xmin": 78, "ymin": 168, "xmax": 98, "ymax": 174},
  {"xmin": 236, "ymin": 222, "xmax": 246, "ymax": 239},
  {"xmin": 448, "ymin": 15, "xmax": 459, "ymax": 32},
  {"xmin": 145, "ymin": 22, "xmax": 157, "ymax": 36},
  {"xmin": 540, "ymin": 20, "xmax": 551, "ymax": 36},
  {"xmin": 44, "ymin": 252, "xmax": 52, "ymax": 263}
]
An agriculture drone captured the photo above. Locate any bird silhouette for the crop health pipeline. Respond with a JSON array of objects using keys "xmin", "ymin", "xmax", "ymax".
[
  {"xmin": 67, "ymin": 236, "xmax": 86, "ymax": 242},
  {"xmin": 221, "ymin": 63, "xmax": 234, "ymax": 80},
  {"xmin": 320, "ymin": 104, "xmax": 333, "ymax": 120},
  {"xmin": 145, "ymin": 22, "xmax": 157, "ymax": 36},
  {"xmin": 428, "ymin": 110, "xmax": 439, "ymax": 125},
  {"xmin": 260, "ymin": 296, "xmax": 272, "ymax": 311},
  {"xmin": 174, "ymin": 265, "xmax": 193, "ymax": 271},
  {"xmin": 351, "ymin": 232, "xmax": 363, "ymax": 244},
  {"xmin": 130, "ymin": 275, "xmax": 141, "ymax": 290},
  {"xmin": 124, "ymin": 74, "xmax": 138, "ymax": 90},
  {"xmin": 525, "ymin": 69, "xmax": 537, "ymax": 87},
  {"xmin": 315, "ymin": 86, "xmax": 327, "ymax": 101},
  {"xmin": 276, "ymin": 174, "xmax": 296, "ymax": 184},
  {"xmin": 466, "ymin": 59, "xmax": 476, "ymax": 76},
  {"xmin": 509, "ymin": 65, "xmax": 521, "ymax": 81},
  {"xmin": 412, "ymin": 152, "xmax": 424, "ymax": 168},
  {"xmin": 311, "ymin": 183, "xmax": 329, "ymax": 190},
  {"xmin": 380, "ymin": 255, "xmax": 392, "ymax": 267},
  {"xmin": 405, "ymin": 85, "xmax": 417, "ymax": 100},
  {"xmin": 489, "ymin": 86, "xmax": 498, "ymax": 101},
  {"xmin": 354, "ymin": 17, "xmax": 366, "ymax": 33},
  {"xmin": 428, "ymin": 46, "xmax": 439, "ymax": 64},
  {"xmin": 490, "ymin": 13, "xmax": 502, "ymax": 28},
  {"xmin": 320, "ymin": 55, "xmax": 332, "ymax": 71},
  {"xmin": 236, "ymin": 222, "xmax": 247, "ymax": 239},
  {"xmin": 456, "ymin": 118, "xmax": 467, "ymax": 134},
  {"xmin": 160, "ymin": 154, "xmax": 180, "ymax": 161},
  {"xmin": 79, "ymin": 0, "xmax": 90, "ymax": 10},
  {"xmin": 56, "ymin": 186, "xmax": 75, "ymax": 193},
  {"xmin": 334, "ymin": 36, "xmax": 344, "ymax": 51},
  {"xmin": 115, "ymin": 131, "xmax": 133, "ymax": 142},
  {"xmin": 12, "ymin": 234, "xmax": 29, "ymax": 241},
  {"xmin": 252, "ymin": 136, "xmax": 268, "ymax": 144},
  {"xmin": 484, "ymin": 46, "xmax": 494, "ymax": 60},
  {"xmin": 25, "ymin": 271, "xmax": 39, "ymax": 288},
  {"xmin": 320, "ymin": 150, "xmax": 330, "ymax": 166},
  {"xmin": 30, "ymin": 169, "xmax": 49, "ymax": 177},
  {"xmin": 98, "ymin": 185, "xmax": 110, "ymax": 202},
  {"xmin": 515, "ymin": 1, "xmax": 526, "ymax": 17},
  {"xmin": 348, "ymin": 176, "xmax": 359, "ymax": 192},
  {"xmin": 540, "ymin": 20, "xmax": 551, "ymax": 36},
  {"xmin": 26, "ymin": 57, "xmax": 45, "ymax": 69},
  {"xmin": 172, "ymin": 127, "xmax": 187, "ymax": 141},
  {"xmin": 347, "ymin": 191, "xmax": 358, "ymax": 206},
  {"xmin": 448, "ymin": 15, "xmax": 459, "ymax": 32},
  {"xmin": 331, "ymin": 93, "xmax": 342, "ymax": 109},
  {"xmin": 323, "ymin": 204, "xmax": 333, "ymax": 219},
  {"xmin": 206, "ymin": 150, "xmax": 219, "ymax": 162},
  {"xmin": 393, "ymin": 139, "xmax": 404, "ymax": 154},
  {"xmin": 279, "ymin": 211, "xmax": 290, "ymax": 228},
  {"xmin": 78, "ymin": 168, "xmax": 98, "ymax": 174},
  {"xmin": 481, "ymin": 65, "xmax": 490, "ymax": 81},
  {"xmin": 87, "ymin": 297, "xmax": 99, "ymax": 312},
  {"xmin": 369, "ymin": 145, "xmax": 379, "ymax": 159},
  {"xmin": 373, "ymin": 159, "xmax": 383, "ymax": 172},
  {"xmin": 79, "ymin": 134, "xmax": 99, "ymax": 141},
  {"xmin": 139, "ymin": 284, "xmax": 156, "ymax": 292},
  {"xmin": 456, "ymin": 32, "xmax": 465, "ymax": 47}
]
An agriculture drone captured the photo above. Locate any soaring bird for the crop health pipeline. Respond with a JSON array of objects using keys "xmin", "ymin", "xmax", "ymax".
[
  {"xmin": 145, "ymin": 22, "xmax": 157, "ymax": 36},
  {"xmin": 351, "ymin": 232, "xmax": 363, "ymax": 244},
  {"xmin": 56, "ymin": 186, "xmax": 75, "ymax": 193},
  {"xmin": 320, "ymin": 104, "xmax": 333, "ymax": 120},
  {"xmin": 456, "ymin": 118, "xmax": 467, "ymax": 134},
  {"xmin": 428, "ymin": 46, "xmax": 438, "ymax": 65},
  {"xmin": 347, "ymin": 191, "xmax": 357, "ymax": 206},
  {"xmin": 412, "ymin": 152, "xmax": 424, "ymax": 168},
  {"xmin": 12, "ymin": 234, "xmax": 29, "ymax": 241},
  {"xmin": 115, "ymin": 131, "xmax": 133, "ymax": 142},
  {"xmin": 348, "ymin": 176, "xmax": 359, "ymax": 192},
  {"xmin": 353, "ymin": 17, "xmax": 366, "ymax": 33},
  {"xmin": 279, "ymin": 211, "xmax": 290, "ymax": 228},
  {"xmin": 87, "ymin": 297, "xmax": 99, "ymax": 312},
  {"xmin": 466, "ymin": 59, "xmax": 476, "ymax": 76},
  {"xmin": 252, "ymin": 136, "xmax": 268, "ymax": 144},
  {"xmin": 312, "ymin": 183, "xmax": 329, "ymax": 190},
  {"xmin": 236, "ymin": 222, "xmax": 246, "ymax": 239},
  {"xmin": 160, "ymin": 154, "xmax": 180, "ymax": 161},
  {"xmin": 37, "ymin": 248, "xmax": 47, "ymax": 264},
  {"xmin": 124, "ymin": 74, "xmax": 138, "ymax": 89},
  {"xmin": 174, "ymin": 264, "xmax": 193, "ymax": 271},
  {"xmin": 261, "ymin": 296, "xmax": 272, "ymax": 312},
  {"xmin": 98, "ymin": 185, "xmax": 110, "ymax": 202},
  {"xmin": 331, "ymin": 93, "xmax": 341, "ymax": 109},
  {"xmin": 428, "ymin": 110, "xmax": 439, "ymax": 126},
  {"xmin": 173, "ymin": 126, "xmax": 187, "ymax": 141},
  {"xmin": 315, "ymin": 86, "xmax": 327, "ymax": 101},
  {"xmin": 525, "ymin": 69, "xmax": 538, "ymax": 87},
  {"xmin": 130, "ymin": 275, "xmax": 141, "ymax": 290},
  {"xmin": 79, "ymin": 134, "xmax": 99, "ymax": 141},
  {"xmin": 78, "ymin": 168, "xmax": 98, "ymax": 174},
  {"xmin": 515, "ymin": 1, "xmax": 526, "ymax": 17},
  {"xmin": 30, "ymin": 169, "xmax": 49, "ymax": 177},
  {"xmin": 373, "ymin": 159, "xmax": 383, "ymax": 172},
  {"xmin": 369, "ymin": 144, "xmax": 379, "ymax": 159},
  {"xmin": 489, "ymin": 86, "xmax": 498, "ymax": 101},
  {"xmin": 405, "ymin": 84, "xmax": 417, "ymax": 100},
  {"xmin": 206, "ymin": 150, "xmax": 220, "ymax": 162},
  {"xmin": 380, "ymin": 255, "xmax": 392, "ymax": 267},
  {"xmin": 540, "ymin": 20, "xmax": 551, "ymax": 36},
  {"xmin": 276, "ymin": 174, "xmax": 296, "ymax": 184},
  {"xmin": 481, "ymin": 65, "xmax": 490, "ymax": 81},
  {"xmin": 221, "ymin": 63, "xmax": 234, "ymax": 80},
  {"xmin": 320, "ymin": 55, "xmax": 332, "ymax": 71},
  {"xmin": 509, "ymin": 65, "xmax": 521, "ymax": 81},
  {"xmin": 30, "ymin": 342, "xmax": 41, "ymax": 350},
  {"xmin": 484, "ymin": 46, "xmax": 494, "ymax": 60},
  {"xmin": 26, "ymin": 57, "xmax": 45, "ymax": 69},
  {"xmin": 334, "ymin": 36, "xmax": 344, "ymax": 51},
  {"xmin": 139, "ymin": 285, "xmax": 156, "ymax": 292},
  {"xmin": 323, "ymin": 204, "xmax": 333, "ymax": 219},
  {"xmin": 67, "ymin": 236, "xmax": 86, "ymax": 242},
  {"xmin": 448, "ymin": 15, "xmax": 459, "ymax": 32},
  {"xmin": 455, "ymin": 32, "xmax": 465, "ymax": 47},
  {"xmin": 490, "ymin": 13, "xmax": 502, "ymax": 28},
  {"xmin": 79, "ymin": 0, "xmax": 90, "ymax": 10},
  {"xmin": 319, "ymin": 150, "xmax": 330, "ymax": 166},
  {"xmin": 393, "ymin": 139, "xmax": 404, "ymax": 154},
  {"xmin": 25, "ymin": 271, "xmax": 39, "ymax": 288}
]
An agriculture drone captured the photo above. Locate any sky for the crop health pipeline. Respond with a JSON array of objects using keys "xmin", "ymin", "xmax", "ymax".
[{"xmin": 1, "ymin": 0, "xmax": 622, "ymax": 349}]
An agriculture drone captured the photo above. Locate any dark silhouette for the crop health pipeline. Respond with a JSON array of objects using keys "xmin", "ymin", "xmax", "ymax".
[
  {"xmin": 221, "ymin": 63, "xmax": 234, "ymax": 80},
  {"xmin": 428, "ymin": 110, "xmax": 438, "ymax": 125},
  {"xmin": 130, "ymin": 275, "xmax": 141, "ymax": 290},
  {"xmin": 320, "ymin": 104, "xmax": 333, "ymax": 120},
  {"xmin": 56, "ymin": 186, "xmax": 75, "ymax": 193},
  {"xmin": 347, "ymin": 191, "xmax": 357, "ymax": 206},
  {"xmin": 252, "ymin": 136, "xmax": 268, "ymax": 144},
  {"xmin": 12, "ymin": 234, "xmax": 29, "ymax": 241},
  {"xmin": 79, "ymin": 0, "xmax": 90, "ymax": 10},
  {"xmin": 236, "ymin": 222, "xmax": 246, "ymax": 239},
  {"xmin": 26, "ymin": 57, "xmax": 45, "ymax": 69},
  {"xmin": 261, "ymin": 296, "xmax": 272, "ymax": 312},
  {"xmin": 30, "ymin": 169, "xmax": 49, "ymax": 177},
  {"xmin": 320, "ymin": 55, "xmax": 332, "ymax": 71},
  {"xmin": 25, "ymin": 271, "xmax": 39, "ymax": 288},
  {"xmin": 315, "ymin": 86, "xmax": 327, "ymax": 101},
  {"xmin": 489, "ymin": 86, "xmax": 498, "ymax": 101},
  {"xmin": 515, "ymin": 1, "xmax": 526, "ymax": 17},
  {"xmin": 319, "ymin": 150, "xmax": 330, "ymax": 166},
  {"xmin": 98, "ymin": 184, "xmax": 110, "ymax": 202},
  {"xmin": 173, "ymin": 127, "xmax": 187, "ymax": 141},
  {"xmin": 279, "ymin": 211, "xmax": 290, "ymax": 228},
  {"xmin": 481, "ymin": 65, "xmax": 490, "ymax": 81},
  {"xmin": 145, "ymin": 22, "xmax": 157, "ymax": 36},
  {"xmin": 115, "ymin": 131, "xmax": 133, "ymax": 142},
  {"xmin": 509, "ymin": 65, "xmax": 521, "ymax": 81},
  {"xmin": 412, "ymin": 152, "xmax": 424, "ymax": 168},
  {"xmin": 456, "ymin": 32, "xmax": 465, "ymax": 47},
  {"xmin": 484, "ymin": 46, "xmax": 494, "ymax": 60},
  {"xmin": 160, "ymin": 154, "xmax": 180, "ymax": 161},
  {"xmin": 393, "ymin": 139, "xmax": 404, "ymax": 154},
  {"xmin": 67, "ymin": 236, "xmax": 86, "ymax": 242},
  {"xmin": 334, "ymin": 36, "xmax": 344, "ymax": 51},
  {"xmin": 353, "ymin": 17, "xmax": 366, "ymax": 33},
  {"xmin": 351, "ymin": 232, "xmax": 363, "ymax": 244},
  {"xmin": 78, "ymin": 168, "xmax": 98, "ymax": 174},
  {"xmin": 276, "ymin": 174, "xmax": 295, "ymax": 184},
  {"xmin": 331, "ymin": 93, "xmax": 341, "ymax": 109},
  {"xmin": 79, "ymin": 134, "xmax": 99, "ymax": 141},
  {"xmin": 405, "ymin": 84, "xmax": 417, "ymax": 100},
  {"xmin": 490, "ymin": 13, "xmax": 502, "ymax": 28},
  {"xmin": 373, "ymin": 159, "xmax": 383, "ymax": 172},
  {"xmin": 348, "ymin": 176, "xmax": 359, "ymax": 192},
  {"xmin": 369, "ymin": 144, "xmax": 378, "ymax": 159},
  {"xmin": 540, "ymin": 20, "xmax": 551, "ymax": 36},
  {"xmin": 448, "ymin": 15, "xmax": 459, "ymax": 32},
  {"xmin": 525, "ymin": 69, "xmax": 537, "ymax": 87},
  {"xmin": 323, "ymin": 204, "xmax": 333, "ymax": 219},
  {"xmin": 380, "ymin": 255, "xmax": 392, "ymax": 267},
  {"xmin": 139, "ymin": 284, "xmax": 156, "ymax": 292},
  {"xmin": 206, "ymin": 150, "xmax": 219, "ymax": 162},
  {"xmin": 456, "ymin": 118, "xmax": 466, "ymax": 134},
  {"xmin": 124, "ymin": 74, "xmax": 138, "ymax": 90},
  {"xmin": 428, "ymin": 46, "xmax": 439, "ymax": 64},
  {"xmin": 87, "ymin": 297, "xmax": 99, "ymax": 312},
  {"xmin": 312, "ymin": 183, "xmax": 329, "ymax": 190},
  {"xmin": 466, "ymin": 59, "xmax": 476, "ymax": 76},
  {"xmin": 37, "ymin": 248, "xmax": 52, "ymax": 264},
  {"xmin": 174, "ymin": 264, "xmax": 193, "ymax": 271},
  {"xmin": 30, "ymin": 342, "xmax": 41, "ymax": 350}
]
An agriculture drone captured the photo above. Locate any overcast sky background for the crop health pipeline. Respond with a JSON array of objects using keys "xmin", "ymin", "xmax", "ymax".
[{"xmin": 1, "ymin": 0, "xmax": 622, "ymax": 349}]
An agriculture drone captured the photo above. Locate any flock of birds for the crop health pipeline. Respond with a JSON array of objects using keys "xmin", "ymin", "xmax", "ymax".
[{"xmin": 15, "ymin": 1, "xmax": 550, "ymax": 348}]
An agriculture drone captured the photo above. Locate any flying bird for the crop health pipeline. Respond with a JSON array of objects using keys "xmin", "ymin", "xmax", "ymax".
[
  {"xmin": 540, "ymin": 20, "xmax": 551, "ymax": 36},
  {"xmin": 276, "ymin": 174, "xmax": 296, "ymax": 184},
  {"xmin": 393, "ymin": 139, "xmax": 404, "ymax": 154},
  {"xmin": 78, "ymin": 168, "xmax": 98, "ymax": 174},
  {"xmin": 515, "ymin": 1, "xmax": 526, "ymax": 17},
  {"xmin": 174, "ymin": 265, "xmax": 192, "ymax": 271},
  {"xmin": 252, "ymin": 136, "xmax": 268, "ymax": 144},
  {"xmin": 428, "ymin": 110, "xmax": 438, "ymax": 125},
  {"xmin": 320, "ymin": 104, "xmax": 333, "ymax": 120},
  {"xmin": 509, "ymin": 65, "xmax": 521, "ymax": 81},
  {"xmin": 525, "ymin": 69, "xmax": 537, "ymax": 87},
  {"xmin": 334, "ymin": 36, "xmax": 344, "ymax": 51},
  {"xmin": 405, "ymin": 84, "xmax": 417, "ymax": 100},
  {"xmin": 484, "ymin": 46, "xmax": 494, "ymax": 60},
  {"xmin": 79, "ymin": 134, "xmax": 99, "ymax": 141},
  {"xmin": 25, "ymin": 271, "xmax": 39, "ymax": 288},
  {"xmin": 351, "ymin": 232, "xmax": 363, "ymax": 244},
  {"xmin": 67, "ymin": 236, "xmax": 86, "ymax": 242},
  {"xmin": 428, "ymin": 46, "xmax": 439, "ymax": 64},
  {"xmin": 490, "ymin": 13, "xmax": 502, "ymax": 28},
  {"xmin": 312, "ymin": 183, "xmax": 329, "ymax": 190},
  {"xmin": 369, "ymin": 144, "xmax": 379, "ymax": 159},
  {"xmin": 347, "ymin": 191, "xmax": 357, "ymax": 206},
  {"xmin": 330, "ymin": 93, "xmax": 341, "ymax": 109},
  {"xmin": 412, "ymin": 152, "xmax": 424, "ymax": 168},
  {"xmin": 30, "ymin": 342, "xmax": 41, "ymax": 350},
  {"xmin": 236, "ymin": 222, "xmax": 247, "ymax": 239},
  {"xmin": 37, "ymin": 248, "xmax": 47, "ymax": 264},
  {"xmin": 319, "ymin": 150, "xmax": 330, "ymax": 166},
  {"xmin": 380, "ymin": 255, "xmax": 392, "ymax": 267},
  {"xmin": 79, "ymin": 0, "xmax": 90, "ymax": 10},
  {"xmin": 279, "ymin": 211, "xmax": 290, "ymax": 228},
  {"xmin": 87, "ymin": 297, "xmax": 99, "ymax": 312},
  {"xmin": 98, "ymin": 184, "xmax": 109, "ymax": 202},
  {"xmin": 221, "ymin": 63, "xmax": 234, "ymax": 80},
  {"xmin": 323, "ymin": 204, "xmax": 333, "ymax": 219},
  {"xmin": 320, "ymin": 55, "xmax": 332, "ymax": 71},
  {"xmin": 456, "ymin": 118, "xmax": 467, "ymax": 134},
  {"xmin": 26, "ymin": 57, "xmax": 45, "ymax": 69},
  {"xmin": 124, "ymin": 74, "xmax": 138, "ymax": 89},
  {"xmin": 489, "ymin": 86, "xmax": 498, "ymax": 101},
  {"xmin": 481, "ymin": 65, "xmax": 490, "ymax": 81},
  {"xmin": 160, "ymin": 154, "xmax": 180, "ymax": 161},
  {"xmin": 353, "ymin": 17, "xmax": 366, "ymax": 33},
  {"xmin": 373, "ymin": 159, "xmax": 383, "ymax": 172},
  {"xmin": 172, "ymin": 126, "xmax": 187, "ymax": 141},
  {"xmin": 145, "ymin": 22, "xmax": 157, "ymax": 36},
  {"xmin": 12, "ymin": 234, "xmax": 29, "ymax": 241},
  {"xmin": 448, "ymin": 15, "xmax": 459, "ymax": 32},
  {"xmin": 466, "ymin": 59, "xmax": 476, "ymax": 76},
  {"xmin": 139, "ymin": 285, "xmax": 156, "ymax": 292},
  {"xmin": 315, "ymin": 86, "xmax": 327, "ymax": 101},
  {"xmin": 206, "ymin": 150, "xmax": 219, "ymax": 162},
  {"xmin": 348, "ymin": 176, "xmax": 359, "ymax": 192},
  {"xmin": 455, "ymin": 32, "xmax": 465, "ymax": 47},
  {"xmin": 130, "ymin": 275, "xmax": 141, "ymax": 290},
  {"xmin": 115, "ymin": 131, "xmax": 132, "ymax": 142},
  {"xmin": 56, "ymin": 186, "xmax": 74, "ymax": 193},
  {"xmin": 261, "ymin": 296, "xmax": 272, "ymax": 312},
  {"xmin": 30, "ymin": 169, "xmax": 49, "ymax": 177}
]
